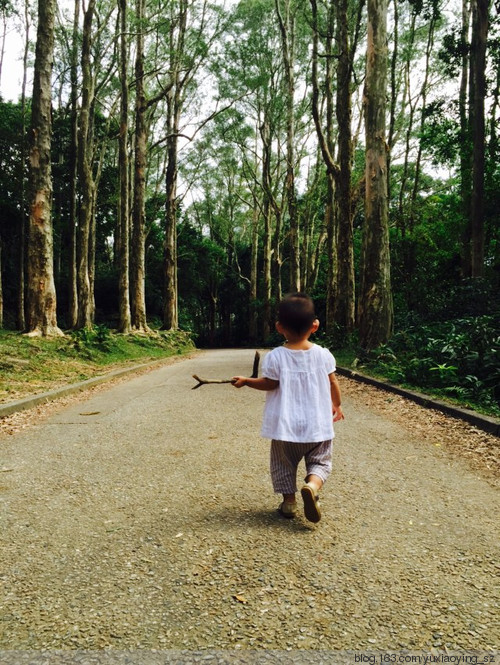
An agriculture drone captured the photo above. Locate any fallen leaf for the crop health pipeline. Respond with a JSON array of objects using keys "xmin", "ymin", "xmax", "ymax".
[{"xmin": 233, "ymin": 594, "xmax": 248, "ymax": 604}]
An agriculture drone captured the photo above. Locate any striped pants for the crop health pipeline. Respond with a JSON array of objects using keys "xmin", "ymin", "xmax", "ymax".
[{"xmin": 270, "ymin": 439, "xmax": 333, "ymax": 494}]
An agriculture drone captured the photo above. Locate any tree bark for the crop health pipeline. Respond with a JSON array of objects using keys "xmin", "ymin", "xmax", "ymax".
[
  {"xmin": 26, "ymin": 0, "xmax": 62, "ymax": 336},
  {"xmin": 334, "ymin": 0, "xmax": 355, "ymax": 333},
  {"xmin": 469, "ymin": 0, "xmax": 489, "ymax": 277},
  {"xmin": 162, "ymin": 0, "xmax": 188, "ymax": 331},
  {"xmin": 117, "ymin": 0, "xmax": 131, "ymax": 333},
  {"xmin": 410, "ymin": 14, "xmax": 437, "ymax": 221},
  {"xmin": 310, "ymin": 0, "xmax": 342, "ymax": 333},
  {"xmin": 397, "ymin": 13, "xmax": 417, "ymax": 225},
  {"xmin": 67, "ymin": 0, "xmax": 79, "ymax": 328},
  {"xmin": 247, "ymin": 126, "xmax": 260, "ymax": 344},
  {"xmin": 260, "ymin": 114, "xmax": 273, "ymax": 340},
  {"xmin": 163, "ymin": 92, "xmax": 180, "ymax": 330},
  {"xmin": 76, "ymin": 0, "xmax": 96, "ymax": 329},
  {"xmin": 458, "ymin": 0, "xmax": 472, "ymax": 278},
  {"xmin": 130, "ymin": 0, "xmax": 149, "ymax": 332},
  {"xmin": 249, "ymin": 192, "xmax": 259, "ymax": 344},
  {"xmin": 275, "ymin": 0, "xmax": 299, "ymax": 292},
  {"xmin": 358, "ymin": 0, "xmax": 393, "ymax": 350},
  {"xmin": 17, "ymin": 0, "xmax": 31, "ymax": 331}
]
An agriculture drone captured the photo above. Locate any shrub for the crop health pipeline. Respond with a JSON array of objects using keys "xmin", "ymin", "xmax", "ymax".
[{"xmin": 361, "ymin": 316, "xmax": 499, "ymax": 414}]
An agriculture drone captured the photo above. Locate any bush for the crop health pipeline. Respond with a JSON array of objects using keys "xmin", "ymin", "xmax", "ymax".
[
  {"xmin": 71, "ymin": 325, "xmax": 113, "ymax": 356},
  {"xmin": 360, "ymin": 316, "xmax": 500, "ymax": 414}
]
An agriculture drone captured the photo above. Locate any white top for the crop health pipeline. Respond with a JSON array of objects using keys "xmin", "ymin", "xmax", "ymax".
[{"xmin": 260, "ymin": 344, "xmax": 336, "ymax": 443}]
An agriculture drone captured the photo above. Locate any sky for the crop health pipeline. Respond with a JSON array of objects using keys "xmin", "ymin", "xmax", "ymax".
[
  {"xmin": 1, "ymin": 25, "xmax": 26, "ymax": 102},
  {"xmin": 0, "ymin": 0, "xmax": 238, "ymax": 102}
]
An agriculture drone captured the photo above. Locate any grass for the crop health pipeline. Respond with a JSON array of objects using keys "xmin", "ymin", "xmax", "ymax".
[{"xmin": 0, "ymin": 327, "xmax": 195, "ymax": 403}]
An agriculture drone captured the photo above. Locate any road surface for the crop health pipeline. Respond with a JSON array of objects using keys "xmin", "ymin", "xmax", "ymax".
[{"xmin": 0, "ymin": 349, "xmax": 498, "ymax": 651}]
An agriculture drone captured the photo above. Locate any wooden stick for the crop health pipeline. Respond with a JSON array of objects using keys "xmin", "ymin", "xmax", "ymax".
[
  {"xmin": 251, "ymin": 351, "xmax": 260, "ymax": 378},
  {"xmin": 191, "ymin": 376, "xmax": 234, "ymax": 389},
  {"xmin": 191, "ymin": 351, "xmax": 260, "ymax": 389}
]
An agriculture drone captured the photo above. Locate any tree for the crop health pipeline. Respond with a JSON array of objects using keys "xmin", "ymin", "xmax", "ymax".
[
  {"xmin": 468, "ymin": 0, "xmax": 490, "ymax": 277},
  {"xmin": 275, "ymin": 0, "xmax": 299, "ymax": 292},
  {"xmin": 162, "ymin": 0, "xmax": 185, "ymax": 331},
  {"xmin": 117, "ymin": 0, "xmax": 131, "ymax": 332},
  {"xmin": 162, "ymin": 0, "xmax": 220, "ymax": 330},
  {"xmin": 26, "ymin": 0, "xmax": 62, "ymax": 336},
  {"xmin": 309, "ymin": 0, "xmax": 359, "ymax": 334},
  {"xmin": 67, "ymin": 0, "xmax": 79, "ymax": 328},
  {"xmin": 130, "ymin": 0, "xmax": 149, "ymax": 332},
  {"xmin": 358, "ymin": 0, "xmax": 393, "ymax": 349},
  {"xmin": 76, "ymin": 0, "xmax": 96, "ymax": 329}
]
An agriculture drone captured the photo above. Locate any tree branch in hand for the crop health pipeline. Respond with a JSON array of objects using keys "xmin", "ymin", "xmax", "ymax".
[{"xmin": 191, "ymin": 351, "xmax": 260, "ymax": 389}]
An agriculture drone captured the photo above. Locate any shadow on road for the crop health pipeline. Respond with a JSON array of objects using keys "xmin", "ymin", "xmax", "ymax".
[{"xmin": 201, "ymin": 506, "xmax": 318, "ymax": 534}]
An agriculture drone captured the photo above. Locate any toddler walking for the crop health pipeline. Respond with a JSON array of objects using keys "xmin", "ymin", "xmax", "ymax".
[{"xmin": 232, "ymin": 293, "xmax": 344, "ymax": 522}]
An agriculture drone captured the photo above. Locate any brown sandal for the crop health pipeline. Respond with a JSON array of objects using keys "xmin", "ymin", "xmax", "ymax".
[
  {"xmin": 301, "ymin": 484, "xmax": 321, "ymax": 523},
  {"xmin": 278, "ymin": 501, "xmax": 297, "ymax": 518}
]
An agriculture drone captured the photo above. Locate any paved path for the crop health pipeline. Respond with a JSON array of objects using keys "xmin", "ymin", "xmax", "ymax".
[{"xmin": 0, "ymin": 350, "xmax": 498, "ymax": 651}]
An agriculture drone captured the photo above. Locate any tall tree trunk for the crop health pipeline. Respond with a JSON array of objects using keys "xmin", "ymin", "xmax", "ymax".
[
  {"xmin": 410, "ymin": 14, "xmax": 437, "ymax": 220},
  {"xmin": 26, "ymin": 0, "xmax": 62, "ymax": 336},
  {"xmin": 249, "ymin": 193, "xmax": 259, "ymax": 344},
  {"xmin": 77, "ymin": 0, "xmax": 96, "ymax": 329},
  {"xmin": 397, "ymin": 13, "xmax": 417, "ymax": 224},
  {"xmin": 163, "ymin": 89, "xmax": 180, "ymax": 330},
  {"xmin": 310, "ymin": 0, "xmax": 339, "ymax": 333},
  {"xmin": 67, "ymin": 0, "xmax": 79, "ymax": 328},
  {"xmin": 387, "ymin": 0, "xmax": 399, "ymax": 200},
  {"xmin": 460, "ymin": 0, "xmax": 472, "ymax": 277},
  {"xmin": 275, "ymin": 0, "xmax": 299, "ymax": 292},
  {"xmin": 303, "ymin": 153, "xmax": 325, "ymax": 293},
  {"xmin": 260, "ymin": 114, "xmax": 273, "ymax": 340},
  {"xmin": 334, "ymin": 0, "xmax": 355, "ymax": 333},
  {"xmin": 249, "ymin": 127, "xmax": 260, "ymax": 344},
  {"xmin": 131, "ymin": 0, "xmax": 149, "ymax": 332},
  {"xmin": 162, "ymin": 0, "xmax": 188, "ymax": 331},
  {"xmin": 18, "ymin": 0, "xmax": 31, "ymax": 331},
  {"xmin": 469, "ymin": 0, "xmax": 489, "ymax": 277},
  {"xmin": 271, "ymin": 206, "xmax": 282, "ymax": 306},
  {"xmin": 358, "ymin": 0, "xmax": 393, "ymax": 350},
  {"xmin": 117, "ymin": 0, "xmax": 131, "ymax": 332}
]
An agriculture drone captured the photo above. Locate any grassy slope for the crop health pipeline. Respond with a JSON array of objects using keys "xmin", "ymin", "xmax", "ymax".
[{"xmin": 0, "ymin": 329, "xmax": 194, "ymax": 403}]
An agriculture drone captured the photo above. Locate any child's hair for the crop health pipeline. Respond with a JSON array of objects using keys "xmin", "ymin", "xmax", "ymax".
[{"xmin": 278, "ymin": 292, "xmax": 316, "ymax": 335}]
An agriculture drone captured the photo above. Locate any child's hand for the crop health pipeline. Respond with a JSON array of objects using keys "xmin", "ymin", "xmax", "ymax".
[
  {"xmin": 333, "ymin": 405, "xmax": 345, "ymax": 421},
  {"xmin": 231, "ymin": 376, "xmax": 247, "ymax": 388}
]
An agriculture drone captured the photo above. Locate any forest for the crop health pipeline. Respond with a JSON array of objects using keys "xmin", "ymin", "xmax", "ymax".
[{"xmin": 0, "ymin": 0, "xmax": 498, "ymax": 412}]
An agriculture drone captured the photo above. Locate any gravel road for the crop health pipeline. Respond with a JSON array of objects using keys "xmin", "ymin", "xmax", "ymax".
[{"xmin": 0, "ymin": 349, "xmax": 498, "ymax": 651}]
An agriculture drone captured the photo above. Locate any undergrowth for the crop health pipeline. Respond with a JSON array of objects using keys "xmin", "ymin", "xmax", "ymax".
[{"xmin": 324, "ymin": 316, "xmax": 500, "ymax": 418}]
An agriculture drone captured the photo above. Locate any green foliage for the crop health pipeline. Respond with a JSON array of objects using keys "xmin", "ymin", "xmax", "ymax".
[
  {"xmin": 71, "ymin": 325, "xmax": 113, "ymax": 355},
  {"xmin": 359, "ymin": 316, "xmax": 500, "ymax": 415}
]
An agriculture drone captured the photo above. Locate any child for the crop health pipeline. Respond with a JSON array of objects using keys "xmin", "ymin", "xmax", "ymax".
[{"xmin": 232, "ymin": 292, "xmax": 344, "ymax": 522}]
